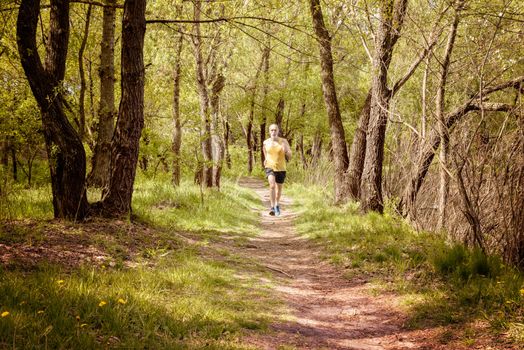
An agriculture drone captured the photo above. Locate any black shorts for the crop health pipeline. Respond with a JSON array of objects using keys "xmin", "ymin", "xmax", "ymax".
[{"xmin": 265, "ymin": 168, "xmax": 286, "ymax": 184}]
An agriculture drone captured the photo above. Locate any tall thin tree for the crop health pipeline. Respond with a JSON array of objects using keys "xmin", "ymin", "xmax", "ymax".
[
  {"xmin": 436, "ymin": 1, "xmax": 462, "ymax": 229},
  {"xmin": 360, "ymin": 0, "xmax": 408, "ymax": 213},
  {"xmin": 100, "ymin": 0, "xmax": 146, "ymax": 216},
  {"xmin": 89, "ymin": 0, "xmax": 117, "ymax": 189},
  {"xmin": 309, "ymin": 0, "xmax": 350, "ymax": 203}
]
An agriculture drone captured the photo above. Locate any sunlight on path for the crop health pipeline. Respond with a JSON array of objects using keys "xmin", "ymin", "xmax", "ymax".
[{"xmin": 236, "ymin": 177, "xmax": 420, "ymax": 350}]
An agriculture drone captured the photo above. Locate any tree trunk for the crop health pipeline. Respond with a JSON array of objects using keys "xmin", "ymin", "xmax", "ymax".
[
  {"xmin": 456, "ymin": 161, "xmax": 485, "ymax": 251},
  {"xmin": 309, "ymin": 0, "xmax": 350, "ymax": 203},
  {"xmin": 10, "ymin": 141, "xmax": 17, "ymax": 181},
  {"xmin": 275, "ymin": 98, "xmax": 285, "ymax": 129},
  {"xmin": 436, "ymin": 6, "xmax": 461, "ymax": 230},
  {"xmin": 88, "ymin": 0, "xmax": 116, "ymax": 189},
  {"xmin": 172, "ymin": 32, "xmax": 183, "ymax": 187},
  {"xmin": 347, "ymin": 91, "xmax": 371, "ymax": 200},
  {"xmin": 247, "ymin": 51, "xmax": 265, "ymax": 174},
  {"xmin": 224, "ymin": 118, "xmax": 231, "ymax": 169},
  {"xmin": 17, "ymin": 0, "xmax": 89, "ymax": 219},
  {"xmin": 192, "ymin": 1, "xmax": 213, "ymax": 187},
  {"xmin": 210, "ymin": 73, "xmax": 225, "ymax": 187},
  {"xmin": 259, "ymin": 45, "xmax": 270, "ymax": 167},
  {"xmin": 298, "ymin": 133, "xmax": 307, "ymax": 169},
  {"xmin": 100, "ymin": 0, "xmax": 146, "ymax": 217},
  {"xmin": 77, "ymin": 4, "xmax": 92, "ymax": 140},
  {"xmin": 360, "ymin": 0, "xmax": 408, "ymax": 213},
  {"xmin": 311, "ymin": 129, "xmax": 322, "ymax": 167}
]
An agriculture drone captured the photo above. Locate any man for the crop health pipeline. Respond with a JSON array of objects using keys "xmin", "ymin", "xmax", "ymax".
[{"xmin": 263, "ymin": 124, "xmax": 292, "ymax": 216}]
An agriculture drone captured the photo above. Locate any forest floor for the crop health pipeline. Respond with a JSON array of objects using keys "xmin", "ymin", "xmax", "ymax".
[{"xmin": 233, "ymin": 177, "xmax": 519, "ymax": 350}]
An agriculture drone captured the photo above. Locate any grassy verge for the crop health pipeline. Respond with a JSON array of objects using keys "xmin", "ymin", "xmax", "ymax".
[
  {"xmin": 287, "ymin": 183, "xmax": 524, "ymax": 344},
  {"xmin": 0, "ymin": 175, "xmax": 274, "ymax": 349}
]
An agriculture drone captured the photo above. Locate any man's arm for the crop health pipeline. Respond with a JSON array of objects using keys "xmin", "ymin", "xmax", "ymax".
[{"xmin": 262, "ymin": 140, "xmax": 267, "ymax": 166}]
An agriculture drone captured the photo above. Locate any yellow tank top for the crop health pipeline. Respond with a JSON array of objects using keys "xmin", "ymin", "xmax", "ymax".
[{"xmin": 264, "ymin": 138, "xmax": 286, "ymax": 171}]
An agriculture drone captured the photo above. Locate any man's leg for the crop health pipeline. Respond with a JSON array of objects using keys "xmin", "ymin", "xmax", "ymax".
[
  {"xmin": 275, "ymin": 183, "xmax": 283, "ymax": 216},
  {"xmin": 268, "ymin": 174, "xmax": 276, "ymax": 215},
  {"xmin": 276, "ymin": 183, "xmax": 283, "ymax": 205}
]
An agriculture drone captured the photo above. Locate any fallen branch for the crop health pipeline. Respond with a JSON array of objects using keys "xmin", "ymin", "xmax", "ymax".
[{"xmin": 263, "ymin": 265, "xmax": 293, "ymax": 278}]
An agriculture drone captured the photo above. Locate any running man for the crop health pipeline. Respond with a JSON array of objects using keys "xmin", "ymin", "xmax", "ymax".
[{"xmin": 263, "ymin": 124, "xmax": 292, "ymax": 216}]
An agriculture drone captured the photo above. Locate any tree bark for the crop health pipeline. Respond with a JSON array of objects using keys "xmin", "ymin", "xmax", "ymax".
[
  {"xmin": 77, "ymin": 4, "xmax": 92, "ymax": 140},
  {"xmin": 210, "ymin": 73, "xmax": 225, "ymax": 187},
  {"xmin": 224, "ymin": 118, "xmax": 231, "ymax": 169},
  {"xmin": 247, "ymin": 51, "xmax": 265, "ymax": 174},
  {"xmin": 436, "ymin": 5, "xmax": 461, "ymax": 229},
  {"xmin": 192, "ymin": 1, "xmax": 213, "ymax": 187},
  {"xmin": 347, "ymin": 91, "xmax": 371, "ymax": 199},
  {"xmin": 298, "ymin": 133, "xmax": 307, "ymax": 169},
  {"xmin": 360, "ymin": 0, "xmax": 408, "ymax": 213},
  {"xmin": 88, "ymin": 0, "xmax": 116, "ymax": 188},
  {"xmin": 259, "ymin": 45, "xmax": 270, "ymax": 167},
  {"xmin": 311, "ymin": 129, "xmax": 322, "ymax": 167},
  {"xmin": 17, "ymin": 0, "xmax": 89, "ymax": 219},
  {"xmin": 10, "ymin": 141, "xmax": 17, "ymax": 181},
  {"xmin": 275, "ymin": 98, "xmax": 285, "ymax": 131},
  {"xmin": 100, "ymin": 0, "xmax": 146, "ymax": 217},
  {"xmin": 309, "ymin": 0, "xmax": 349, "ymax": 203},
  {"xmin": 172, "ymin": 32, "xmax": 183, "ymax": 187}
]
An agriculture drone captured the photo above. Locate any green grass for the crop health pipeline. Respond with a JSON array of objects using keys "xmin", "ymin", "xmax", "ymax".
[
  {"xmin": 0, "ymin": 174, "xmax": 275, "ymax": 349},
  {"xmin": 0, "ymin": 183, "xmax": 53, "ymax": 220},
  {"xmin": 287, "ymin": 183, "xmax": 524, "ymax": 342},
  {"xmin": 133, "ymin": 173, "xmax": 262, "ymax": 237},
  {"xmin": 0, "ymin": 255, "xmax": 268, "ymax": 349}
]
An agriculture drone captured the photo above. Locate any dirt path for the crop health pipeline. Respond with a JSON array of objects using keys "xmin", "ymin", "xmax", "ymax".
[{"xmin": 236, "ymin": 177, "xmax": 419, "ymax": 350}]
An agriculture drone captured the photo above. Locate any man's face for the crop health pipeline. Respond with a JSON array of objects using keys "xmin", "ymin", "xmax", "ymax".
[{"xmin": 269, "ymin": 127, "xmax": 278, "ymax": 139}]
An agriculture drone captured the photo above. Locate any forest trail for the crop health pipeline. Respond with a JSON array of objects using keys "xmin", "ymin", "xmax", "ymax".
[{"xmin": 236, "ymin": 177, "xmax": 421, "ymax": 350}]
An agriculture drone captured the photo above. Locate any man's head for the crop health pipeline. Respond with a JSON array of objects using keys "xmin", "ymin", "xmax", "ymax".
[{"xmin": 269, "ymin": 124, "xmax": 279, "ymax": 140}]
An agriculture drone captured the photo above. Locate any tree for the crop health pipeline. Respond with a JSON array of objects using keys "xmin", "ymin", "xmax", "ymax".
[
  {"xmin": 360, "ymin": 0, "xmax": 408, "ymax": 213},
  {"xmin": 17, "ymin": 0, "xmax": 89, "ymax": 219},
  {"xmin": 172, "ymin": 31, "xmax": 184, "ymax": 187},
  {"xmin": 191, "ymin": 0, "xmax": 213, "ymax": 188},
  {"xmin": 99, "ymin": 0, "xmax": 146, "ymax": 216},
  {"xmin": 309, "ymin": 0, "xmax": 350, "ymax": 204},
  {"xmin": 88, "ymin": 0, "xmax": 117, "ymax": 189},
  {"xmin": 435, "ymin": 1, "xmax": 463, "ymax": 229}
]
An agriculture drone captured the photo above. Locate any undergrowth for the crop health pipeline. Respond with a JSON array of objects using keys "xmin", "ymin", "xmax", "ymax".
[{"xmin": 287, "ymin": 183, "xmax": 524, "ymax": 343}]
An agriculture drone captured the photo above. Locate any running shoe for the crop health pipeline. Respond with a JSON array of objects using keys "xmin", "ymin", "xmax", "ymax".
[
  {"xmin": 275, "ymin": 205, "xmax": 281, "ymax": 216},
  {"xmin": 269, "ymin": 207, "xmax": 275, "ymax": 216}
]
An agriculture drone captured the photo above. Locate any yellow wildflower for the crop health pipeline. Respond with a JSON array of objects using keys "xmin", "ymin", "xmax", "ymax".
[
  {"xmin": 80, "ymin": 323, "xmax": 88, "ymax": 328},
  {"xmin": 117, "ymin": 298, "xmax": 127, "ymax": 305},
  {"xmin": 57, "ymin": 280, "xmax": 65, "ymax": 285},
  {"xmin": 520, "ymin": 289, "xmax": 524, "ymax": 297},
  {"xmin": 37, "ymin": 310, "xmax": 44, "ymax": 314},
  {"xmin": 98, "ymin": 301, "xmax": 107, "ymax": 307},
  {"xmin": 1, "ymin": 311, "xmax": 9, "ymax": 318}
]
